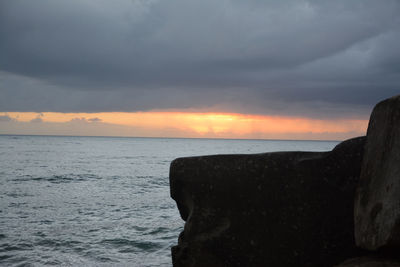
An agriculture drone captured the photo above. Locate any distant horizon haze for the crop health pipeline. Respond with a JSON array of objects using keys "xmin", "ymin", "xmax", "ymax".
[{"xmin": 0, "ymin": 111, "xmax": 368, "ymax": 141}]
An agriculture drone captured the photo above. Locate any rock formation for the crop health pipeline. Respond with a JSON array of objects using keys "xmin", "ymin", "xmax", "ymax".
[
  {"xmin": 170, "ymin": 137, "xmax": 365, "ymax": 267},
  {"xmin": 354, "ymin": 95, "xmax": 400, "ymax": 251},
  {"xmin": 169, "ymin": 94, "xmax": 400, "ymax": 266},
  {"xmin": 335, "ymin": 257, "xmax": 400, "ymax": 267}
]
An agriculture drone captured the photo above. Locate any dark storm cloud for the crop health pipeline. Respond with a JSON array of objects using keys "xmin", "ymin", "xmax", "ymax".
[{"xmin": 0, "ymin": 0, "xmax": 399, "ymax": 118}]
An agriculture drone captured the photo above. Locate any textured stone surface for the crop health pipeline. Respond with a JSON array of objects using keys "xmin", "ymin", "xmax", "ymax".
[
  {"xmin": 170, "ymin": 137, "xmax": 366, "ymax": 267},
  {"xmin": 335, "ymin": 257, "xmax": 400, "ymax": 267},
  {"xmin": 355, "ymin": 95, "xmax": 400, "ymax": 251}
]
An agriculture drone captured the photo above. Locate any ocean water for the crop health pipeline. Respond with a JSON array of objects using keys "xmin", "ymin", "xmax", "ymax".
[{"xmin": 0, "ymin": 135, "xmax": 339, "ymax": 266}]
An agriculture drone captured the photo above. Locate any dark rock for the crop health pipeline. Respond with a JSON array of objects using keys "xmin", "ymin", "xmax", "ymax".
[
  {"xmin": 170, "ymin": 137, "xmax": 366, "ymax": 267},
  {"xmin": 335, "ymin": 257, "xmax": 400, "ymax": 267},
  {"xmin": 354, "ymin": 95, "xmax": 400, "ymax": 251}
]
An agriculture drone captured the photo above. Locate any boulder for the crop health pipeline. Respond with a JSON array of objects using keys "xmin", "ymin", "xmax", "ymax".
[
  {"xmin": 354, "ymin": 95, "xmax": 400, "ymax": 251},
  {"xmin": 170, "ymin": 137, "xmax": 366, "ymax": 267},
  {"xmin": 335, "ymin": 257, "xmax": 400, "ymax": 267}
]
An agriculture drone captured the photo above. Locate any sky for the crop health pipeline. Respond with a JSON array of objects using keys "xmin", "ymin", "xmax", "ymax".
[{"xmin": 1, "ymin": 0, "xmax": 399, "ymax": 140}]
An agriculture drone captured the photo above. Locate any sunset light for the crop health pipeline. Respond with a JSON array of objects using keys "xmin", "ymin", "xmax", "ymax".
[{"xmin": 2, "ymin": 111, "xmax": 368, "ymax": 140}]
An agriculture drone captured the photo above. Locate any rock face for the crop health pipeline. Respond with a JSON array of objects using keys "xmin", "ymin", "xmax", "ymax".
[
  {"xmin": 354, "ymin": 95, "xmax": 400, "ymax": 251},
  {"xmin": 170, "ymin": 137, "xmax": 366, "ymax": 267},
  {"xmin": 335, "ymin": 257, "xmax": 400, "ymax": 267}
]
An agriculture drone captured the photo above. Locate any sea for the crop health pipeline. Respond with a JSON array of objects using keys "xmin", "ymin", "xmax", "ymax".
[{"xmin": 0, "ymin": 135, "xmax": 339, "ymax": 266}]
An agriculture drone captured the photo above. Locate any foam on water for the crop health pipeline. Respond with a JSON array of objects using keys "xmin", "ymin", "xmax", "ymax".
[{"xmin": 0, "ymin": 135, "xmax": 338, "ymax": 266}]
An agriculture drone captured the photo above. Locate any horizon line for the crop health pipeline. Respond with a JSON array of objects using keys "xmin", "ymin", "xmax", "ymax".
[{"xmin": 0, "ymin": 133, "xmax": 345, "ymax": 142}]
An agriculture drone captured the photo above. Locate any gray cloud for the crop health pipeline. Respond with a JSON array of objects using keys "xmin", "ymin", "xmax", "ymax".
[
  {"xmin": 70, "ymin": 118, "xmax": 89, "ymax": 123},
  {"xmin": 88, "ymin": 117, "xmax": 102, "ymax": 122},
  {"xmin": 0, "ymin": 0, "xmax": 399, "ymax": 118},
  {"xmin": 0, "ymin": 115, "xmax": 14, "ymax": 122},
  {"xmin": 30, "ymin": 117, "xmax": 43, "ymax": 123}
]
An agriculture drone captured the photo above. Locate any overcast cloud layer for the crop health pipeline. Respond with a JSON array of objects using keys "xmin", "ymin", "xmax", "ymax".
[{"xmin": 1, "ymin": 0, "xmax": 399, "ymax": 118}]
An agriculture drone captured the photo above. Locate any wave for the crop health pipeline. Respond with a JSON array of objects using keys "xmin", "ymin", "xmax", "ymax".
[
  {"xmin": 99, "ymin": 238, "xmax": 163, "ymax": 252},
  {"xmin": 10, "ymin": 174, "xmax": 102, "ymax": 183}
]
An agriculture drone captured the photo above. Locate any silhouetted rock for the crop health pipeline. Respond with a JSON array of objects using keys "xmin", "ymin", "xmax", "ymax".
[
  {"xmin": 335, "ymin": 257, "xmax": 400, "ymax": 267},
  {"xmin": 354, "ymin": 95, "xmax": 400, "ymax": 251},
  {"xmin": 170, "ymin": 137, "xmax": 366, "ymax": 267}
]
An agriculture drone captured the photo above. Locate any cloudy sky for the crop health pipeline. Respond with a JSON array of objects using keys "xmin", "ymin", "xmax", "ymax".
[{"xmin": 1, "ymin": 0, "xmax": 399, "ymax": 139}]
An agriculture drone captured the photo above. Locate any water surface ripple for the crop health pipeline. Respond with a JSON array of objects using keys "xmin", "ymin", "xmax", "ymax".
[{"xmin": 0, "ymin": 135, "xmax": 338, "ymax": 266}]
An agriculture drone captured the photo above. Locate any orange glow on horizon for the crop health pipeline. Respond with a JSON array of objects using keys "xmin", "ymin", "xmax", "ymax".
[{"xmin": 2, "ymin": 111, "xmax": 368, "ymax": 140}]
